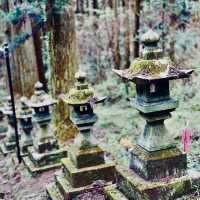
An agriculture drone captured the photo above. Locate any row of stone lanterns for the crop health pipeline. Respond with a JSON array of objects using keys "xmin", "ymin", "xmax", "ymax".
[
  {"xmin": 0, "ymin": 29, "xmax": 200, "ymax": 200},
  {"xmin": 0, "ymin": 82, "xmax": 67, "ymax": 175},
  {"xmin": 46, "ymin": 29, "xmax": 200, "ymax": 200}
]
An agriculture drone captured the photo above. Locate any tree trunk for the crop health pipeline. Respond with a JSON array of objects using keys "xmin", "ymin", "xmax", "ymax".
[
  {"xmin": 93, "ymin": 0, "xmax": 98, "ymax": 15},
  {"xmin": 47, "ymin": 2, "xmax": 78, "ymax": 142},
  {"xmin": 124, "ymin": 0, "xmax": 130, "ymax": 69},
  {"xmin": 112, "ymin": 0, "xmax": 121, "ymax": 69},
  {"xmin": 9, "ymin": 0, "xmax": 39, "ymax": 97},
  {"xmin": 31, "ymin": 26, "xmax": 47, "ymax": 92},
  {"xmin": 132, "ymin": 0, "xmax": 140, "ymax": 58}
]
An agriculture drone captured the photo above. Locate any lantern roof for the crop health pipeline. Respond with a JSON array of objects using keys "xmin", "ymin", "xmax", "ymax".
[
  {"xmin": 63, "ymin": 71, "xmax": 105, "ymax": 105},
  {"xmin": 3, "ymin": 96, "xmax": 13, "ymax": 115},
  {"xmin": 18, "ymin": 96, "xmax": 32, "ymax": 119},
  {"xmin": 114, "ymin": 29, "xmax": 193, "ymax": 82},
  {"xmin": 30, "ymin": 82, "xmax": 56, "ymax": 108}
]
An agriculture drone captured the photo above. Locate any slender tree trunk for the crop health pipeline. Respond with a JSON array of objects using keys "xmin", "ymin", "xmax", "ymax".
[
  {"xmin": 32, "ymin": 29, "xmax": 47, "ymax": 91},
  {"xmin": 93, "ymin": 0, "xmax": 98, "ymax": 15},
  {"xmin": 47, "ymin": 1, "xmax": 78, "ymax": 142},
  {"xmin": 124, "ymin": 0, "xmax": 130, "ymax": 69},
  {"xmin": 112, "ymin": 0, "xmax": 121, "ymax": 69},
  {"xmin": 132, "ymin": 0, "xmax": 140, "ymax": 58}
]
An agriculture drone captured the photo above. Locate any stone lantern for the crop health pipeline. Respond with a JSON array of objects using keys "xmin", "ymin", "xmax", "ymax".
[
  {"xmin": 0, "ymin": 108, "xmax": 8, "ymax": 139},
  {"xmin": 17, "ymin": 97, "xmax": 33, "ymax": 156},
  {"xmin": 23, "ymin": 82, "xmax": 67, "ymax": 175},
  {"xmin": 0, "ymin": 96, "xmax": 16, "ymax": 155},
  {"xmin": 110, "ymin": 30, "xmax": 200, "ymax": 200},
  {"xmin": 47, "ymin": 71, "xmax": 115, "ymax": 199}
]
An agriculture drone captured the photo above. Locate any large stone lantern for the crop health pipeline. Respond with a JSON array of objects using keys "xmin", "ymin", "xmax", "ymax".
[
  {"xmin": 17, "ymin": 97, "xmax": 33, "ymax": 156},
  {"xmin": 47, "ymin": 71, "xmax": 115, "ymax": 199},
  {"xmin": 0, "ymin": 96, "xmax": 16, "ymax": 155},
  {"xmin": 23, "ymin": 82, "xmax": 67, "ymax": 175},
  {"xmin": 110, "ymin": 30, "xmax": 200, "ymax": 200}
]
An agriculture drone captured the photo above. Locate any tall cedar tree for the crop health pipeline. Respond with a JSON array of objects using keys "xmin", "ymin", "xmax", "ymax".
[
  {"xmin": 47, "ymin": 0, "xmax": 78, "ymax": 142},
  {"xmin": 132, "ymin": 0, "xmax": 140, "ymax": 58},
  {"xmin": 9, "ymin": 0, "xmax": 40, "ymax": 97},
  {"xmin": 112, "ymin": 0, "xmax": 121, "ymax": 69}
]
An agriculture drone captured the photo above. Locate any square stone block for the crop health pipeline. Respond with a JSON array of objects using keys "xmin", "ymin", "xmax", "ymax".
[
  {"xmin": 69, "ymin": 146, "xmax": 105, "ymax": 168},
  {"xmin": 37, "ymin": 139, "xmax": 58, "ymax": 153},
  {"xmin": 116, "ymin": 167, "xmax": 200, "ymax": 200},
  {"xmin": 129, "ymin": 145, "xmax": 187, "ymax": 180},
  {"xmin": 105, "ymin": 185, "xmax": 129, "ymax": 200},
  {"xmin": 61, "ymin": 158, "xmax": 115, "ymax": 188},
  {"xmin": 23, "ymin": 156, "xmax": 62, "ymax": 176},
  {"xmin": 46, "ymin": 172, "xmax": 114, "ymax": 200},
  {"xmin": 0, "ymin": 142, "xmax": 15, "ymax": 156},
  {"xmin": 28, "ymin": 147, "xmax": 67, "ymax": 167}
]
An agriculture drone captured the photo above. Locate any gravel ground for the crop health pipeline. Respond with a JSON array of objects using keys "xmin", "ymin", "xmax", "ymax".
[{"xmin": 0, "ymin": 153, "xmax": 56, "ymax": 200}]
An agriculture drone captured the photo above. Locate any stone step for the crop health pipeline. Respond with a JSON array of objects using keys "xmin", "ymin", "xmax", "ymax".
[
  {"xmin": 55, "ymin": 174, "xmax": 89, "ymax": 199},
  {"xmin": 46, "ymin": 183, "xmax": 64, "ymax": 200},
  {"xmin": 104, "ymin": 185, "xmax": 128, "ymax": 200}
]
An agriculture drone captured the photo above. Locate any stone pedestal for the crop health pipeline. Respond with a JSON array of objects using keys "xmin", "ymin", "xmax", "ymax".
[
  {"xmin": 108, "ymin": 167, "xmax": 200, "ymax": 200},
  {"xmin": 0, "ymin": 111, "xmax": 8, "ymax": 139},
  {"xmin": 47, "ymin": 145, "xmax": 115, "ymax": 199},
  {"xmin": 0, "ymin": 120, "xmax": 16, "ymax": 156},
  {"xmin": 23, "ymin": 124, "xmax": 67, "ymax": 176},
  {"xmin": 0, "ymin": 97, "xmax": 17, "ymax": 156}
]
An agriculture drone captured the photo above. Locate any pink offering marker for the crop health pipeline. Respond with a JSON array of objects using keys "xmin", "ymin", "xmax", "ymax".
[{"xmin": 181, "ymin": 128, "xmax": 192, "ymax": 153}]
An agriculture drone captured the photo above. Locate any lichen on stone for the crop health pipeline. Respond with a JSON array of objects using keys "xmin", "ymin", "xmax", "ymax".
[
  {"xmin": 66, "ymin": 86, "xmax": 94, "ymax": 105},
  {"xmin": 127, "ymin": 58, "xmax": 173, "ymax": 77}
]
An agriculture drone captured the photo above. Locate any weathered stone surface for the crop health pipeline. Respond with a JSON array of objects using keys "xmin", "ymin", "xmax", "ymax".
[
  {"xmin": 23, "ymin": 156, "xmax": 62, "ymax": 176},
  {"xmin": 0, "ymin": 142, "xmax": 15, "ymax": 156},
  {"xmin": 131, "ymin": 98, "xmax": 178, "ymax": 114},
  {"xmin": 129, "ymin": 145, "xmax": 187, "ymax": 181},
  {"xmin": 36, "ymin": 139, "xmax": 58, "ymax": 154},
  {"xmin": 105, "ymin": 185, "xmax": 128, "ymax": 200},
  {"xmin": 28, "ymin": 147, "xmax": 67, "ymax": 167},
  {"xmin": 62, "ymin": 158, "xmax": 115, "ymax": 188},
  {"xmin": 69, "ymin": 145, "xmax": 105, "ymax": 168},
  {"xmin": 116, "ymin": 167, "xmax": 200, "ymax": 200}
]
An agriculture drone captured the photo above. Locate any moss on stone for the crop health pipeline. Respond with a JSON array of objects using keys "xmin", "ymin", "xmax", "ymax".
[
  {"xmin": 131, "ymin": 145, "xmax": 183, "ymax": 161},
  {"xmin": 66, "ymin": 87, "xmax": 94, "ymax": 105},
  {"xmin": 128, "ymin": 58, "xmax": 171, "ymax": 76}
]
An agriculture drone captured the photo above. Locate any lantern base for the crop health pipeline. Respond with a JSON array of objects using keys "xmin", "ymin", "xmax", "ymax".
[
  {"xmin": 46, "ymin": 171, "xmax": 113, "ymax": 200},
  {"xmin": 20, "ymin": 142, "xmax": 33, "ymax": 157},
  {"xmin": 111, "ymin": 167, "xmax": 200, "ymax": 200},
  {"xmin": 129, "ymin": 145, "xmax": 187, "ymax": 181},
  {"xmin": 0, "ymin": 124, "xmax": 7, "ymax": 139},
  {"xmin": 0, "ymin": 140, "xmax": 16, "ymax": 156},
  {"xmin": 46, "ymin": 146, "xmax": 116, "ymax": 200},
  {"xmin": 23, "ymin": 146, "xmax": 67, "ymax": 176},
  {"xmin": 69, "ymin": 145, "xmax": 105, "ymax": 168}
]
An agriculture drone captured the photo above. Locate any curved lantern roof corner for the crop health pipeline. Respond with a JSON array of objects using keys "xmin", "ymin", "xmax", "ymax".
[
  {"xmin": 61, "ymin": 71, "xmax": 106, "ymax": 106},
  {"xmin": 113, "ymin": 29, "xmax": 193, "ymax": 83},
  {"xmin": 29, "ymin": 81, "xmax": 57, "ymax": 108}
]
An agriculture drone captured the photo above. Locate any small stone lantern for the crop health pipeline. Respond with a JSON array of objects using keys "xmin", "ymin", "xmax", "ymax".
[
  {"xmin": 112, "ymin": 30, "xmax": 197, "ymax": 200},
  {"xmin": 29, "ymin": 81, "xmax": 57, "ymax": 152},
  {"xmin": 17, "ymin": 97, "xmax": 33, "ymax": 156},
  {"xmin": 0, "ymin": 96, "xmax": 17, "ymax": 154},
  {"xmin": 46, "ymin": 72, "xmax": 115, "ymax": 199},
  {"xmin": 66, "ymin": 71, "xmax": 105, "ymax": 150},
  {"xmin": 23, "ymin": 82, "xmax": 67, "ymax": 175},
  {"xmin": 0, "ymin": 108, "xmax": 8, "ymax": 138}
]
